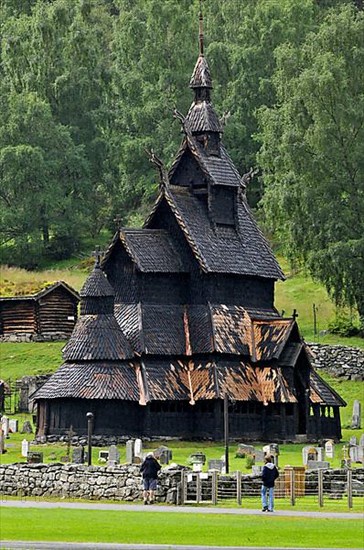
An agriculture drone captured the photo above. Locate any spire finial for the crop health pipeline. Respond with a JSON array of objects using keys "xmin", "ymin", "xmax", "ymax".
[{"xmin": 199, "ymin": 0, "xmax": 204, "ymax": 56}]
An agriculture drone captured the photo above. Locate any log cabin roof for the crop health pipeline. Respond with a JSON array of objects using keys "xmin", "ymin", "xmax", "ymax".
[
  {"xmin": 62, "ymin": 314, "xmax": 133, "ymax": 361},
  {"xmin": 120, "ymin": 229, "xmax": 187, "ymax": 273},
  {"xmin": 0, "ymin": 281, "xmax": 79, "ymax": 302},
  {"xmin": 309, "ymin": 369, "xmax": 347, "ymax": 407},
  {"xmin": 145, "ymin": 186, "xmax": 284, "ymax": 279}
]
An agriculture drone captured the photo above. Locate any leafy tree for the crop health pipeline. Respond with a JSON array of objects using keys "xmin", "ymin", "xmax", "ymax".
[
  {"xmin": 0, "ymin": 92, "xmax": 89, "ymax": 266},
  {"xmin": 258, "ymin": 5, "xmax": 364, "ymax": 332}
]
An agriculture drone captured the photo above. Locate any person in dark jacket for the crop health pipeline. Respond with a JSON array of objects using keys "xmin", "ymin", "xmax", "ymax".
[
  {"xmin": 261, "ymin": 455, "xmax": 279, "ymax": 512},
  {"xmin": 140, "ymin": 452, "xmax": 161, "ymax": 505}
]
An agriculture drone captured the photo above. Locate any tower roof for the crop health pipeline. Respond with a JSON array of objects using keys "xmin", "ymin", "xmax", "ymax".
[
  {"xmin": 189, "ymin": 54, "xmax": 213, "ymax": 89},
  {"xmin": 80, "ymin": 262, "xmax": 115, "ymax": 298}
]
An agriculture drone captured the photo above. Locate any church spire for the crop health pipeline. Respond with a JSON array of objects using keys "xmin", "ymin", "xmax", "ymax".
[
  {"xmin": 199, "ymin": 1, "xmax": 204, "ymax": 56},
  {"xmin": 185, "ymin": 1, "xmax": 222, "ymax": 150}
]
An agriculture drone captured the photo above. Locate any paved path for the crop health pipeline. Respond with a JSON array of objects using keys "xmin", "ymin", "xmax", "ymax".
[{"xmin": 1, "ymin": 499, "xmax": 362, "ymax": 519}]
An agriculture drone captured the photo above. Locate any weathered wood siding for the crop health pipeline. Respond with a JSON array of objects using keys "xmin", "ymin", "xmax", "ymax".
[
  {"xmin": 0, "ymin": 300, "xmax": 36, "ymax": 334},
  {"xmin": 38, "ymin": 287, "xmax": 77, "ymax": 336}
]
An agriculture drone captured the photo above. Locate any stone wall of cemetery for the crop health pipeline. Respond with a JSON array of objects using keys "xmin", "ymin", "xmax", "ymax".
[
  {"xmin": 0, "ymin": 463, "xmax": 363, "ymax": 503},
  {"xmin": 308, "ymin": 344, "xmax": 364, "ymax": 381}
]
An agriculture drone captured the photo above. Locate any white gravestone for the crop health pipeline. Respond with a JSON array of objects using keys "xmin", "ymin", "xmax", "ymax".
[
  {"xmin": 325, "ymin": 440, "xmax": 335, "ymax": 459},
  {"xmin": 9, "ymin": 419, "xmax": 18, "ymax": 433},
  {"xmin": 1, "ymin": 417, "xmax": 9, "ymax": 438},
  {"xmin": 134, "ymin": 438, "xmax": 143, "ymax": 458},
  {"xmin": 21, "ymin": 439, "xmax": 29, "ymax": 457}
]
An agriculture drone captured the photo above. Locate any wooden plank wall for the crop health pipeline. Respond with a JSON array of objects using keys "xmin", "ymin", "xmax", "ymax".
[
  {"xmin": 0, "ymin": 301, "xmax": 36, "ymax": 334},
  {"xmin": 38, "ymin": 288, "xmax": 77, "ymax": 335}
]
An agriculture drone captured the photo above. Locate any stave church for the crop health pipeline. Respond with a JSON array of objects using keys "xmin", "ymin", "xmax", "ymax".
[{"xmin": 34, "ymin": 13, "xmax": 345, "ymax": 442}]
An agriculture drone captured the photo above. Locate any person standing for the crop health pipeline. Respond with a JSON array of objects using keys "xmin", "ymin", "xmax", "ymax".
[
  {"xmin": 140, "ymin": 452, "xmax": 161, "ymax": 505},
  {"xmin": 261, "ymin": 455, "xmax": 279, "ymax": 512}
]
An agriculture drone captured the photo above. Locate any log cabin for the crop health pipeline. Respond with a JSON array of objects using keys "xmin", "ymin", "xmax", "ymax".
[
  {"xmin": 34, "ymin": 16, "xmax": 345, "ymax": 442},
  {"xmin": 0, "ymin": 282, "xmax": 79, "ymax": 341}
]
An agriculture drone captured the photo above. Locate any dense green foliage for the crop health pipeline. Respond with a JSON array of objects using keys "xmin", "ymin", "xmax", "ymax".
[
  {"xmin": 1, "ymin": 0, "xmax": 363, "ymax": 327},
  {"xmin": 258, "ymin": 4, "xmax": 364, "ymax": 331}
]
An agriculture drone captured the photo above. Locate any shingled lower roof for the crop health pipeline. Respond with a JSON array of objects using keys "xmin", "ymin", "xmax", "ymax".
[
  {"xmin": 309, "ymin": 369, "xmax": 347, "ymax": 407},
  {"xmin": 33, "ymin": 362, "xmax": 140, "ymax": 401},
  {"xmin": 33, "ymin": 357, "xmax": 344, "ymax": 408}
]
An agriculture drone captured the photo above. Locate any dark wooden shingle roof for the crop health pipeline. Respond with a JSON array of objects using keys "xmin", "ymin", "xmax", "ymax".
[
  {"xmin": 62, "ymin": 314, "xmax": 133, "ymax": 361},
  {"xmin": 158, "ymin": 186, "xmax": 284, "ymax": 279},
  {"xmin": 309, "ymin": 369, "xmax": 347, "ymax": 406},
  {"xmin": 120, "ymin": 229, "xmax": 187, "ymax": 273},
  {"xmin": 33, "ymin": 362, "xmax": 139, "ymax": 400}
]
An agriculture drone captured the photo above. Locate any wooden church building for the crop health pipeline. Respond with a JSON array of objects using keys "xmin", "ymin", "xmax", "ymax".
[{"xmin": 34, "ymin": 19, "xmax": 345, "ymax": 441}]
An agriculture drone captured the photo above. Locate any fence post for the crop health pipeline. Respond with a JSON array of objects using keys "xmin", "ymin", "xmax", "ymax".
[
  {"xmin": 289, "ymin": 468, "xmax": 295, "ymax": 506},
  {"xmin": 347, "ymin": 469, "xmax": 353, "ymax": 509},
  {"xmin": 212, "ymin": 470, "xmax": 217, "ymax": 505},
  {"xmin": 196, "ymin": 472, "xmax": 201, "ymax": 504},
  {"xmin": 318, "ymin": 469, "xmax": 324, "ymax": 508},
  {"xmin": 236, "ymin": 470, "xmax": 242, "ymax": 506},
  {"xmin": 181, "ymin": 470, "xmax": 186, "ymax": 505}
]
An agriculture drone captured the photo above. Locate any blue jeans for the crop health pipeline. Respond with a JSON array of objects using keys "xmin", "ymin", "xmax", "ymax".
[{"xmin": 261, "ymin": 485, "xmax": 274, "ymax": 511}]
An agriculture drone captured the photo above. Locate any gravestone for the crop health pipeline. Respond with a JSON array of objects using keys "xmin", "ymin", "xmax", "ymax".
[
  {"xmin": 9, "ymin": 419, "xmax": 18, "ymax": 433},
  {"xmin": 1, "ymin": 416, "xmax": 9, "ymax": 438},
  {"xmin": 302, "ymin": 446, "xmax": 323, "ymax": 466},
  {"xmin": 189, "ymin": 452, "xmax": 206, "ymax": 472},
  {"xmin": 72, "ymin": 446, "xmax": 84, "ymax": 464},
  {"xmin": 98, "ymin": 450, "xmax": 109, "ymax": 461},
  {"xmin": 349, "ymin": 445, "xmax": 359, "ymax": 463},
  {"xmin": 236, "ymin": 444, "xmax": 255, "ymax": 457},
  {"xmin": 134, "ymin": 438, "xmax": 143, "ymax": 458},
  {"xmin": 155, "ymin": 445, "xmax": 172, "ymax": 465},
  {"xmin": 21, "ymin": 420, "xmax": 33, "ymax": 434},
  {"xmin": 108, "ymin": 444, "xmax": 120, "ymax": 466},
  {"xmin": 349, "ymin": 435, "xmax": 358, "ymax": 446},
  {"xmin": 208, "ymin": 459, "xmax": 224, "ymax": 472},
  {"xmin": 351, "ymin": 400, "xmax": 361, "ymax": 429},
  {"xmin": 126, "ymin": 440, "xmax": 134, "ymax": 464},
  {"xmin": 254, "ymin": 450, "xmax": 265, "ymax": 462},
  {"xmin": 27, "ymin": 451, "xmax": 43, "ymax": 464},
  {"xmin": 325, "ymin": 440, "xmax": 335, "ymax": 459},
  {"xmin": 21, "ymin": 439, "xmax": 29, "ymax": 457}
]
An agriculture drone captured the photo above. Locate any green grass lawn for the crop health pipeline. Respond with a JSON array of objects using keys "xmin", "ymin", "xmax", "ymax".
[{"xmin": 0, "ymin": 508, "xmax": 362, "ymax": 548}]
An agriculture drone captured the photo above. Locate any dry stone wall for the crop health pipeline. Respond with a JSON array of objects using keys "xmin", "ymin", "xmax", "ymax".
[
  {"xmin": 308, "ymin": 344, "xmax": 364, "ymax": 381},
  {"xmin": 0, "ymin": 463, "xmax": 183, "ymax": 503},
  {"xmin": 0, "ymin": 463, "xmax": 363, "ymax": 502}
]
